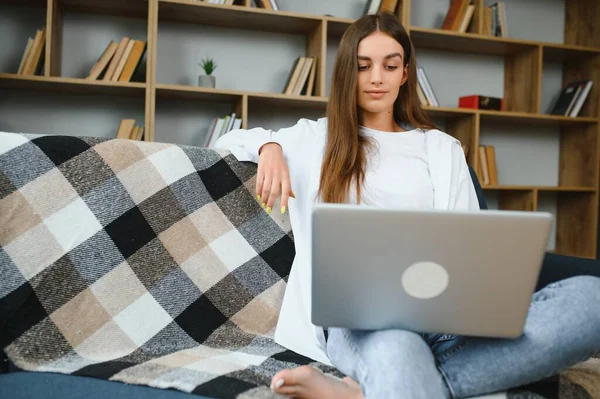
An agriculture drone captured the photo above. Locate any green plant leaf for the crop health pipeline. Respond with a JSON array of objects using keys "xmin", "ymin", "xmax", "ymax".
[{"xmin": 200, "ymin": 57, "xmax": 217, "ymax": 75}]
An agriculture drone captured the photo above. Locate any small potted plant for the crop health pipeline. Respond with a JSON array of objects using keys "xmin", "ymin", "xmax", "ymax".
[{"xmin": 198, "ymin": 57, "xmax": 217, "ymax": 88}]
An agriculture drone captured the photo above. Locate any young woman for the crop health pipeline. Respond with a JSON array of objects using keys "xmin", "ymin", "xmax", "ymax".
[{"xmin": 214, "ymin": 12, "xmax": 600, "ymax": 399}]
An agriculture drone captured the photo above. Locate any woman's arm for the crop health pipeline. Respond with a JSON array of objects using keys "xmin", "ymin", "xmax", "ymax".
[
  {"xmin": 214, "ymin": 118, "xmax": 321, "ymax": 165},
  {"xmin": 214, "ymin": 118, "xmax": 322, "ymax": 212}
]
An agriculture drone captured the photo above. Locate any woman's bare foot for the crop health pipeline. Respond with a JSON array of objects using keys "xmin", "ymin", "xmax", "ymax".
[{"xmin": 270, "ymin": 365, "xmax": 364, "ymax": 398}]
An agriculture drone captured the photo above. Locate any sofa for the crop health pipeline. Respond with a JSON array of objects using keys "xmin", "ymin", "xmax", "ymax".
[{"xmin": 1, "ymin": 131, "xmax": 599, "ymax": 399}]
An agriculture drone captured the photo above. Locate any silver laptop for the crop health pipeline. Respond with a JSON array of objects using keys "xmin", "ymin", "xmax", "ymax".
[{"xmin": 311, "ymin": 203, "xmax": 553, "ymax": 338}]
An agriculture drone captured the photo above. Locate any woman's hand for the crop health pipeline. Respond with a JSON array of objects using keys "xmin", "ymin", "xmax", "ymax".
[{"xmin": 257, "ymin": 142, "xmax": 295, "ymax": 214}]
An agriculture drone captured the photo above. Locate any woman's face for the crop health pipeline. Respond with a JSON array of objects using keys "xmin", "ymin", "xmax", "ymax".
[{"xmin": 356, "ymin": 31, "xmax": 408, "ymax": 116}]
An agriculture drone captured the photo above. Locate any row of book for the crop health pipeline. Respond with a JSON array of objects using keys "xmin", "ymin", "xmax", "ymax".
[
  {"xmin": 16, "ymin": 27, "xmax": 46, "ymax": 76},
  {"xmin": 442, "ymin": 1, "xmax": 508, "ymax": 37},
  {"xmin": 476, "ymin": 145, "xmax": 499, "ymax": 186},
  {"xmin": 549, "ymin": 80, "xmax": 593, "ymax": 118},
  {"xmin": 362, "ymin": 0, "xmax": 399, "ymax": 15},
  {"xmin": 115, "ymin": 119, "xmax": 149, "ymax": 141},
  {"xmin": 205, "ymin": 113, "xmax": 243, "ymax": 148},
  {"xmin": 283, "ymin": 56, "xmax": 318, "ymax": 96},
  {"xmin": 86, "ymin": 37, "xmax": 147, "ymax": 82},
  {"xmin": 415, "ymin": 66, "xmax": 439, "ymax": 107}
]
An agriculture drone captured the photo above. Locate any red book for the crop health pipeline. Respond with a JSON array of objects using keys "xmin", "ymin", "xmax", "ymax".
[{"xmin": 459, "ymin": 95, "xmax": 504, "ymax": 111}]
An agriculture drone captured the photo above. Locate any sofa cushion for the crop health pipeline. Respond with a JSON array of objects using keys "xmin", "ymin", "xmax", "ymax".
[{"xmin": 0, "ymin": 372, "xmax": 215, "ymax": 399}]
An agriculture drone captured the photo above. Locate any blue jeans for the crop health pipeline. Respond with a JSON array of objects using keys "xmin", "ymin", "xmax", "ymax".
[{"xmin": 326, "ymin": 276, "xmax": 600, "ymax": 398}]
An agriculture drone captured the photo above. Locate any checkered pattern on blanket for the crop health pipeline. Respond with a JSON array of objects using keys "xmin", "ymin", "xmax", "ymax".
[
  {"xmin": 0, "ymin": 131, "xmax": 342, "ymax": 398},
  {"xmin": 0, "ymin": 131, "xmax": 598, "ymax": 399}
]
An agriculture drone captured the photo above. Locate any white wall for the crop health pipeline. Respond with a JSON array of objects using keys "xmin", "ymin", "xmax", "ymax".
[{"xmin": 0, "ymin": 0, "xmax": 575, "ymax": 250}]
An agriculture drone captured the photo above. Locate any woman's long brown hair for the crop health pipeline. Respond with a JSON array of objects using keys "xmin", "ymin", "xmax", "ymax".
[{"xmin": 319, "ymin": 12, "xmax": 435, "ymax": 203}]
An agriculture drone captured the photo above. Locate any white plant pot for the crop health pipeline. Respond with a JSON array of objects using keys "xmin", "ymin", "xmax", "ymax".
[{"xmin": 198, "ymin": 75, "xmax": 216, "ymax": 88}]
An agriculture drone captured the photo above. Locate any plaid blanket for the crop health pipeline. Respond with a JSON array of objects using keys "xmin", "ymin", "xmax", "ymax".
[{"xmin": 0, "ymin": 131, "xmax": 598, "ymax": 399}]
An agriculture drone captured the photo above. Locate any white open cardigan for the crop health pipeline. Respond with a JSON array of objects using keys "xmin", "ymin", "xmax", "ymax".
[{"xmin": 215, "ymin": 117, "xmax": 480, "ymax": 365}]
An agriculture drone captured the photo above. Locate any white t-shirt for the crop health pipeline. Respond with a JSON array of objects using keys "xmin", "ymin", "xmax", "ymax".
[
  {"xmin": 214, "ymin": 117, "xmax": 480, "ymax": 366},
  {"xmin": 358, "ymin": 127, "xmax": 434, "ymax": 210}
]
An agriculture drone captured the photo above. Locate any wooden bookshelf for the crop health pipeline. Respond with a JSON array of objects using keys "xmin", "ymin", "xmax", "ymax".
[
  {"xmin": 1, "ymin": 0, "xmax": 599, "ymax": 258},
  {"xmin": 476, "ymin": 110, "xmax": 599, "ymax": 126},
  {"xmin": 158, "ymin": 0, "xmax": 322, "ymax": 35},
  {"xmin": 482, "ymin": 185, "xmax": 595, "ymax": 192},
  {"xmin": 0, "ymin": 73, "xmax": 146, "ymax": 97}
]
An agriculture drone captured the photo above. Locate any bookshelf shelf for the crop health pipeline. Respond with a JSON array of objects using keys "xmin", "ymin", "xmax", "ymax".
[
  {"xmin": 57, "ymin": 0, "xmax": 149, "ymax": 18},
  {"xmin": 249, "ymin": 92, "xmax": 328, "ymax": 110},
  {"xmin": 156, "ymin": 84, "xmax": 243, "ymax": 102},
  {"xmin": 482, "ymin": 185, "xmax": 596, "ymax": 193},
  {"xmin": 0, "ymin": 74, "xmax": 146, "ymax": 97},
  {"xmin": 2, "ymin": 0, "xmax": 599, "ymax": 258},
  {"xmin": 158, "ymin": 0, "xmax": 322, "ymax": 35},
  {"xmin": 424, "ymin": 106, "xmax": 476, "ymax": 118},
  {"xmin": 408, "ymin": 26, "xmax": 538, "ymax": 56},
  {"xmin": 423, "ymin": 107, "xmax": 599, "ymax": 126},
  {"xmin": 408, "ymin": 26, "xmax": 600, "ymax": 59},
  {"xmin": 477, "ymin": 110, "xmax": 599, "ymax": 126},
  {"xmin": 155, "ymin": 83, "xmax": 329, "ymax": 109},
  {"xmin": 0, "ymin": 0, "xmax": 45, "ymax": 7},
  {"xmin": 542, "ymin": 43, "xmax": 600, "ymax": 63}
]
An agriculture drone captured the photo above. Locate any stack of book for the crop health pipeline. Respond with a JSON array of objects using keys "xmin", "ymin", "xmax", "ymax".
[
  {"xmin": 441, "ymin": 1, "xmax": 508, "ymax": 36},
  {"xmin": 362, "ymin": 0, "xmax": 399, "ymax": 15},
  {"xmin": 205, "ymin": 113, "xmax": 242, "ymax": 148},
  {"xmin": 441, "ymin": 0, "xmax": 476, "ymax": 33},
  {"xmin": 476, "ymin": 145, "xmax": 499, "ymax": 186},
  {"xmin": 86, "ymin": 37, "xmax": 147, "ymax": 82},
  {"xmin": 282, "ymin": 56, "xmax": 317, "ymax": 96},
  {"xmin": 416, "ymin": 66, "xmax": 439, "ymax": 107},
  {"xmin": 16, "ymin": 27, "xmax": 46, "ymax": 76},
  {"xmin": 115, "ymin": 119, "xmax": 147, "ymax": 141},
  {"xmin": 549, "ymin": 80, "xmax": 593, "ymax": 117}
]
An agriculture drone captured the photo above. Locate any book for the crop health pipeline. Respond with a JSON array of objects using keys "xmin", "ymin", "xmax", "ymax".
[
  {"xmin": 112, "ymin": 39, "xmax": 135, "ymax": 81},
  {"xmin": 118, "ymin": 40, "xmax": 147, "ymax": 82},
  {"xmin": 293, "ymin": 57, "xmax": 313, "ymax": 96},
  {"xmin": 378, "ymin": 0, "xmax": 399, "ymax": 13},
  {"xmin": 459, "ymin": 95, "xmax": 504, "ymax": 110},
  {"xmin": 487, "ymin": 2, "xmax": 508, "ymax": 37},
  {"xmin": 478, "ymin": 145, "xmax": 490, "ymax": 186},
  {"xmin": 22, "ymin": 28, "xmax": 46, "ymax": 76},
  {"xmin": 303, "ymin": 57, "xmax": 317, "ymax": 96},
  {"xmin": 416, "ymin": 81, "xmax": 429, "ymax": 106},
  {"xmin": 87, "ymin": 40, "xmax": 118, "ymax": 80},
  {"xmin": 441, "ymin": 0, "xmax": 470, "ymax": 31},
  {"xmin": 17, "ymin": 37, "xmax": 34, "ymax": 75},
  {"xmin": 205, "ymin": 113, "xmax": 242, "ymax": 148},
  {"xmin": 103, "ymin": 37, "xmax": 129, "ymax": 81},
  {"xmin": 116, "ymin": 119, "xmax": 136, "ymax": 139},
  {"xmin": 416, "ymin": 67, "xmax": 439, "ymax": 107},
  {"xmin": 549, "ymin": 83, "xmax": 583, "ymax": 116},
  {"xmin": 483, "ymin": 7, "xmax": 493, "ymax": 35},
  {"xmin": 363, "ymin": 0, "xmax": 382, "ymax": 15},
  {"xmin": 568, "ymin": 80, "xmax": 593, "ymax": 117},
  {"xmin": 283, "ymin": 57, "xmax": 305, "ymax": 95},
  {"xmin": 485, "ymin": 145, "xmax": 498, "ymax": 185},
  {"xmin": 457, "ymin": 4, "xmax": 475, "ymax": 33}
]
